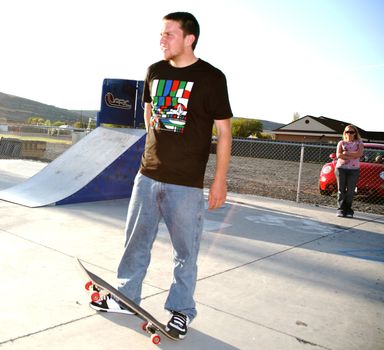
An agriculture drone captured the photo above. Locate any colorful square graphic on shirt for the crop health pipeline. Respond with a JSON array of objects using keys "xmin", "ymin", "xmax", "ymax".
[{"xmin": 150, "ymin": 79, "xmax": 194, "ymax": 133}]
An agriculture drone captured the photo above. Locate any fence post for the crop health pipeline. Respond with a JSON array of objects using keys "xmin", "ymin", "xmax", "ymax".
[{"xmin": 296, "ymin": 143, "xmax": 305, "ymax": 203}]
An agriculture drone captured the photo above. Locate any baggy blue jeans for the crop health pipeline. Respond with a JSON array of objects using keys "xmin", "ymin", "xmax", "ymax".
[
  {"xmin": 117, "ymin": 173, "xmax": 204, "ymax": 321},
  {"xmin": 334, "ymin": 167, "xmax": 360, "ymax": 214}
]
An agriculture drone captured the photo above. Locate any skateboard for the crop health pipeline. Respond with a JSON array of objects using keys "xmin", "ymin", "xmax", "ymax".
[{"xmin": 77, "ymin": 258, "xmax": 179, "ymax": 345}]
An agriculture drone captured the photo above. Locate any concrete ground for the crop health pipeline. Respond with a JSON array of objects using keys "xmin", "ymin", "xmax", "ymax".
[{"xmin": 0, "ymin": 159, "xmax": 383, "ymax": 350}]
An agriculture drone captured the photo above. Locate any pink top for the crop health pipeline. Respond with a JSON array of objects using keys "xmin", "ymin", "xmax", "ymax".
[{"xmin": 336, "ymin": 140, "xmax": 363, "ymax": 169}]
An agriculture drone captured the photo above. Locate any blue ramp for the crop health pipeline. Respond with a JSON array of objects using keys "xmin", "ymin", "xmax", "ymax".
[{"xmin": 0, "ymin": 127, "xmax": 145, "ymax": 207}]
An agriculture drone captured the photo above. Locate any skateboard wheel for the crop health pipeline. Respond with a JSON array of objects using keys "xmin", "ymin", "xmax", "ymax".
[
  {"xmin": 85, "ymin": 281, "xmax": 93, "ymax": 291},
  {"xmin": 151, "ymin": 334, "xmax": 161, "ymax": 345},
  {"xmin": 141, "ymin": 322, "xmax": 148, "ymax": 332},
  {"xmin": 91, "ymin": 291, "xmax": 100, "ymax": 302}
]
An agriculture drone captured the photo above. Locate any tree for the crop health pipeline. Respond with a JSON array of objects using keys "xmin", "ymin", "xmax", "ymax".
[
  {"xmin": 231, "ymin": 118, "xmax": 263, "ymax": 138},
  {"xmin": 27, "ymin": 117, "xmax": 45, "ymax": 125},
  {"xmin": 74, "ymin": 121, "xmax": 86, "ymax": 129},
  {"xmin": 293, "ymin": 112, "xmax": 300, "ymax": 121},
  {"xmin": 27, "ymin": 117, "xmax": 36, "ymax": 124}
]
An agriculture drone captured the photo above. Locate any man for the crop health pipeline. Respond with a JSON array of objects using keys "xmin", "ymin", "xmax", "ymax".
[{"xmin": 90, "ymin": 11, "xmax": 232, "ymax": 339}]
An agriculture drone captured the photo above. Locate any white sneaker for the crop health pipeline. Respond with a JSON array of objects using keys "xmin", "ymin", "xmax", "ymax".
[{"xmin": 89, "ymin": 293, "xmax": 135, "ymax": 315}]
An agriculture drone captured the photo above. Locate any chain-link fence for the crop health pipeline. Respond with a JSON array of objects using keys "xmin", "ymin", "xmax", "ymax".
[
  {"xmin": 6, "ymin": 124, "xmax": 73, "ymax": 140},
  {"xmin": 205, "ymin": 138, "xmax": 384, "ymax": 215},
  {"xmin": 0, "ymin": 138, "xmax": 22, "ymax": 158},
  {"xmin": 2, "ymin": 128, "xmax": 383, "ymax": 214},
  {"xmin": 0, "ymin": 125, "xmax": 75, "ymax": 161}
]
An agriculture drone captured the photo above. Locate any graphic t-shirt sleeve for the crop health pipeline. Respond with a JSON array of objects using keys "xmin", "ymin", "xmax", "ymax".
[
  {"xmin": 143, "ymin": 67, "xmax": 153, "ymax": 103},
  {"xmin": 207, "ymin": 72, "xmax": 233, "ymax": 120}
]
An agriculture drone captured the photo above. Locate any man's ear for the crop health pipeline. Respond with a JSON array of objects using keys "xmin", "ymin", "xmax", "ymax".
[{"xmin": 185, "ymin": 34, "xmax": 196, "ymax": 47}]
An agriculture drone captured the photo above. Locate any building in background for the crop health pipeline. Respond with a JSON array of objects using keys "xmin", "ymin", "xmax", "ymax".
[{"xmin": 273, "ymin": 116, "xmax": 384, "ymax": 143}]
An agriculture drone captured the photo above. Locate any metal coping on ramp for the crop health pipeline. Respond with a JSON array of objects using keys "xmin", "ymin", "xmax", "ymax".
[{"xmin": 0, "ymin": 127, "xmax": 146, "ymax": 207}]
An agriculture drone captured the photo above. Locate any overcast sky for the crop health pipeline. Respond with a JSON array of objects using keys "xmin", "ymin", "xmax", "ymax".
[{"xmin": 0, "ymin": 0, "xmax": 383, "ymax": 131}]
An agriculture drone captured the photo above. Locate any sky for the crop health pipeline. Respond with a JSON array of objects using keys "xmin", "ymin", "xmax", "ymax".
[{"xmin": 0, "ymin": 0, "xmax": 383, "ymax": 131}]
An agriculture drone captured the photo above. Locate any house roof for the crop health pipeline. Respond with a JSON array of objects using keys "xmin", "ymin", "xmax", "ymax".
[{"xmin": 273, "ymin": 115, "xmax": 384, "ymax": 141}]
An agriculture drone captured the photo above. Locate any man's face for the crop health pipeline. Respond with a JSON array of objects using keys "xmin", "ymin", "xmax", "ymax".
[{"xmin": 160, "ymin": 20, "xmax": 188, "ymax": 61}]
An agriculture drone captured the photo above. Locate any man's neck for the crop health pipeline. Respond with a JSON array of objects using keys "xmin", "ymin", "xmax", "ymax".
[{"xmin": 169, "ymin": 54, "xmax": 198, "ymax": 68}]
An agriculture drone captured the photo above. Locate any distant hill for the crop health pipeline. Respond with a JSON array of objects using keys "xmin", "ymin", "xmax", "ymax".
[
  {"xmin": 0, "ymin": 92, "xmax": 285, "ymax": 131},
  {"xmin": 0, "ymin": 92, "xmax": 97, "ymax": 123},
  {"xmin": 231, "ymin": 117, "xmax": 284, "ymax": 132},
  {"xmin": 259, "ymin": 120, "xmax": 284, "ymax": 131}
]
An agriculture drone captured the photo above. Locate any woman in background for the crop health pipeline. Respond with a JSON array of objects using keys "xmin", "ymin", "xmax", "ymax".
[{"xmin": 335, "ymin": 125, "xmax": 364, "ymax": 218}]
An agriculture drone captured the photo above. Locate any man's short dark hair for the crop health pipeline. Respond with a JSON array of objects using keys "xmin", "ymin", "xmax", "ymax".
[{"xmin": 163, "ymin": 12, "xmax": 200, "ymax": 50}]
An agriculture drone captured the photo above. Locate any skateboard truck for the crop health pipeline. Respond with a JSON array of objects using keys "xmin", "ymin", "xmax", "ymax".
[
  {"xmin": 142, "ymin": 322, "xmax": 162, "ymax": 345},
  {"xmin": 85, "ymin": 280, "xmax": 106, "ymax": 302}
]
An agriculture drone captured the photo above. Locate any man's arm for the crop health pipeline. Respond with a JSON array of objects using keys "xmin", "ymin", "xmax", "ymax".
[
  {"xmin": 144, "ymin": 102, "xmax": 152, "ymax": 132},
  {"xmin": 208, "ymin": 118, "xmax": 232, "ymax": 210}
]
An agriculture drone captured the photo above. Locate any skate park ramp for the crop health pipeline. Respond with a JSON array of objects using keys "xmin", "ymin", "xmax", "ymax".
[{"xmin": 0, "ymin": 127, "xmax": 146, "ymax": 207}]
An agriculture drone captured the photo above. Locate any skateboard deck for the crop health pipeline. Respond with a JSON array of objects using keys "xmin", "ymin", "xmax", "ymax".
[{"xmin": 77, "ymin": 258, "xmax": 179, "ymax": 344}]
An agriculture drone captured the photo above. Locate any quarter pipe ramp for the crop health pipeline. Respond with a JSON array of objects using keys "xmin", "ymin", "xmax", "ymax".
[{"xmin": 0, "ymin": 127, "xmax": 146, "ymax": 207}]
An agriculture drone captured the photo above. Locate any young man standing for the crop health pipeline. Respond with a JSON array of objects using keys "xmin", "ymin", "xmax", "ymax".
[{"xmin": 90, "ymin": 12, "xmax": 232, "ymax": 339}]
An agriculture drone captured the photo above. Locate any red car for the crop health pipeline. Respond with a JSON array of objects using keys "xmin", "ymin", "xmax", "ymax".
[{"xmin": 319, "ymin": 143, "xmax": 384, "ymax": 198}]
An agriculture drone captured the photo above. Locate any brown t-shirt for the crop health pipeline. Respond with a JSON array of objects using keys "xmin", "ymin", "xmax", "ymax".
[{"xmin": 140, "ymin": 59, "xmax": 232, "ymax": 188}]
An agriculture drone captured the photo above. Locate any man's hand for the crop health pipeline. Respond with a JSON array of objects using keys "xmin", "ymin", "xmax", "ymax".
[{"xmin": 208, "ymin": 178, "xmax": 227, "ymax": 210}]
